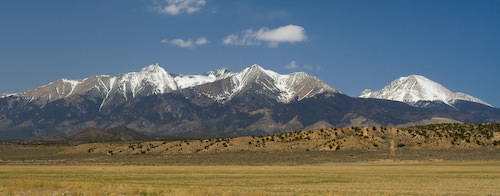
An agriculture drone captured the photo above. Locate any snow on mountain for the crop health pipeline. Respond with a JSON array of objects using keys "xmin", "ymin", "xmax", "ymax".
[
  {"xmin": 174, "ymin": 68, "xmax": 234, "ymax": 89},
  {"xmin": 9, "ymin": 64, "xmax": 337, "ymax": 106},
  {"xmin": 16, "ymin": 64, "xmax": 180, "ymax": 104},
  {"xmin": 198, "ymin": 64, "xmax": 338, "ymax": 103},
  {"xmin": 360, "ymin": 75, "xmax": 492, "ymax": 107},
  {"xmin": 115, "ymin": 64, "xmax": 178, "ymax": 97},
  {"xmin": 0, "ymin": 93, "xmax": 16, "ymax": 98},
  {"xmin": 18, "ymin": 78, "xmax": 87, "ymax": 102}
]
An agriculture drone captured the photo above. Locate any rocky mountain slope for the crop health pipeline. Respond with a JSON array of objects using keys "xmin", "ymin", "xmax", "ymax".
[
  {"xmin": 1, "ymin": 65, "xmax": 499, "ymax": 140},
  {"xmin": 11, "ymin": 64, "xmax": 335, "ymax": 108}
]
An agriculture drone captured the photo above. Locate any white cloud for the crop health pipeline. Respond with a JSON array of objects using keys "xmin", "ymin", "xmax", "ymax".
[
  {"xmin": 161, "ymin": 37, "xmax": 208, "ymax": 48},
  {"xmin": 223, "ymin": 24, "xmax": 307, "ymax": 47},
  {"xmin": 195, "ymin": 37, "xmax": 208, "ymax": 45},
  {"xmin": 255, "ymin": 25, "xmax": 307, "ymax": 43},
  {"xmin": 284, "ymin": 61, "xmax": 321, "ymax": 71},
  {"xmin": 152, "ymin": 0, "xmax": 206, "ymax": 15},
  {"xmin": 170, "ymin": 38, "xmax": 195, "ymax": 48},
  {"xmin": 223, "ymin": 34, "xmax": 237, "ymax": 45},
  {"xmin": 223, "ymin": 30, "xmax": 261, "ymax": 46},
  {"xmin": 285, "ymin": 61, "xmax": 299, "ymax": 69}
]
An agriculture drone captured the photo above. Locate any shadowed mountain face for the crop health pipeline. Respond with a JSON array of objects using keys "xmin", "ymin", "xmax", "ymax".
[{"xmin": 1, "ymin": 65, "xmax": 499, "ymax": 140}]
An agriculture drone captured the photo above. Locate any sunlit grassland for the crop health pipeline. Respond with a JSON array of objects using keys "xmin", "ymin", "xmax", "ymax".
[{"xmin": 1, "ymin": 162, "xmax": 500, "ymax": 195}]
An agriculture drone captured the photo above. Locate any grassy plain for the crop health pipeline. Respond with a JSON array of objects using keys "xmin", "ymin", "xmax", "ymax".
[
  {"xmin": 1, "ymin": 162, "xmax": 500, "ymax": 195},
  {"xmin": 2, "ymin": 124, "xmax": 500, "ymax": 195}
]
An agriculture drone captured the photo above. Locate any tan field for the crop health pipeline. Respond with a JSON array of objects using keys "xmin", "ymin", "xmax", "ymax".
[
  {"xmin": 1, "ymin": 162, "xmax": 500, "ymax": 195},
  {"xmin": 1, "ymin": 124, "xmax": 500, "ymax": 195}
]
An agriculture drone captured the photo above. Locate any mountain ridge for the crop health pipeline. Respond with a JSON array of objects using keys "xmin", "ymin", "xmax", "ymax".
[
  {"xmin": 1, "ymin": 64, "xmax": 499, "ymax": 140},
  {"xmin": 9, "ymin": 64, "xmax": 337, "ymax": 106}
]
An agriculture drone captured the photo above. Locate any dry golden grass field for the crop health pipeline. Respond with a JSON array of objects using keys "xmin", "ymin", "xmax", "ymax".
[
  {"xmin": 1, "ymin": 162, "xmax": 500, "ymax": 196},
  {"xmin": 1, "ymin": 124, "xmax": 500, "ymax": 195}
]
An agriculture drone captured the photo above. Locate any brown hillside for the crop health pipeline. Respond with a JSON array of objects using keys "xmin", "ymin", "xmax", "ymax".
[{"xmin": 61, "ymin": 123, "xmax": 500, "ymax": 155}]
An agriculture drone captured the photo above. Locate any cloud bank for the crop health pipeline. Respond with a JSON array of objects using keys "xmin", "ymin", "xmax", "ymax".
[
  {"xmin": 161, "ymin": 37, "xmax": 208, "ymax": 48},
  {"xmin": 223, "ymin": 24, "xmax": 307, "ymax": 47},
  {"xmin": 153, "ymin": 0, "xmax": 206, "ymax": 15}
]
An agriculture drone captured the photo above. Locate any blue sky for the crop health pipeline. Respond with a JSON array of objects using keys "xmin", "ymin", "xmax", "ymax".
[{"xmin": 1, "ymin": 0, "xmax": 499, "ymax": 106}]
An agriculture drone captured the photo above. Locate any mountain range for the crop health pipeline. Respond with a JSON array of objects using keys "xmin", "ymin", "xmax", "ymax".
[{"xmin": 1, "ymin": 64, "xmax": 499, "ymax": 140}]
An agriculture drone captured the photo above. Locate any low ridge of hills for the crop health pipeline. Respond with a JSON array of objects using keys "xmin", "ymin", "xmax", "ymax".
[
  {"xmin": 1, "ymin": 64, "xmax": 499, "ymax": 140},
  {"xmin": 59, "ymin": 123, "xmax": 500, "ymax": 156}
]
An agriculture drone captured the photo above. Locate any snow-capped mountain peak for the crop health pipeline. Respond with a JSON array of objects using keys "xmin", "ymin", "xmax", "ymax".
[
  {"xmin": 234, "ymin": 64, "xmax": 269, "ymax": 81},
  {"xmin": 196, "ymin": 64, "xmax": 338, "ymax": 103},
  {"xmin": 233, "ymin": 64, "xmax": 270, "ymax": 82},
  {"xmin": 139, "ymin": 63, "xmax": 164, "ymax": 73},
  {"xmin": 118, "ymin": 63, "xmax": 178, "ymax": 96},
  {"xmin": 360, "ymin": 75, "xmax": 492, "ymax": 107},
  {"xmin": 230, "ymin": 64, "xmax": 284, "ymax": 95}
]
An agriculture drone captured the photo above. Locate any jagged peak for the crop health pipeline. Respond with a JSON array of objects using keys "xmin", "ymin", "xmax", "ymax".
[
  {"xmin": 139, "ymin": 64, "xmax": 168, "ymax": 74},
  {"xmin": 241, "ymin": 64, "xmax": 265, "ymax": 75},
  {"xmin": 249, "ymin": 64, "xmax": 263, "ymax": 70},
  {"xmin": 122, "ymin": 64, "xmax": 178, "ymax": 96},
  {"xmin": 235, "ymin": 64, "xmax": 279, "ymax": 82}
]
